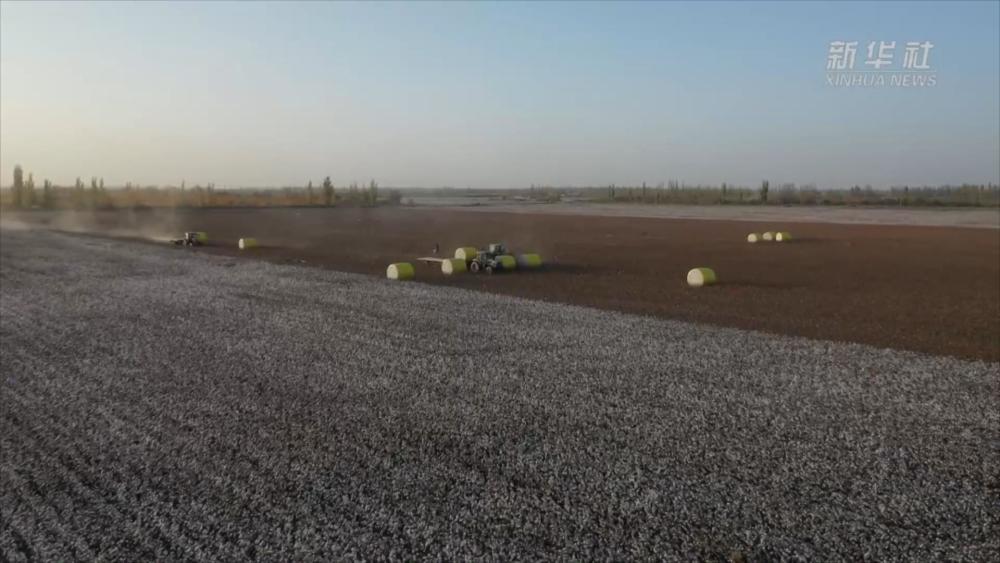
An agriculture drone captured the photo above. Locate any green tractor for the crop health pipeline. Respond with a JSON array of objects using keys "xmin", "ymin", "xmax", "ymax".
[{"xmin": 468, "ymin": 243, "xmax": 513, "ymax": 274}]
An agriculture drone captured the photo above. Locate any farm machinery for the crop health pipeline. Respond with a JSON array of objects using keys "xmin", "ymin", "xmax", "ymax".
[
  {"xmin": 467, "ymin": 243, "xmax": 513, "ymax": 274},
  {"xmin": 170, "ymin": 232, "xmax": 208, "ymax": 246},
  {"xmin": 400, "ymin": 242, "xmax": 542, "ymax": 279}
]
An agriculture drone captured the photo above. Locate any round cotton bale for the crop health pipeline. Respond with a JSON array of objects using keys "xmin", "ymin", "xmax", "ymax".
[
  {"xmin": 238, "ymin": 238, "xmax": 258, "ymax": 250},
  {"xmin": 775, "ymin": 232, "xmax": 792, "ymax": 242},
  {"xmin": 441, "ymin": 258, "xmax": 467, "ymax": 275},
  {"xmin": 496, "ymin": 255, "xmax": 517, "ymax": 270},
  {"xmin": 517, "ymin": 253, "xmax": 543, "ymax": 269},
  {"xmin": 386, "ymin": 262, "xmax": 415, "ymax": 280},
  {"xmin": 747, "ymin": 233, "xmax": 760, "ymax": 243},
  {"xmin": 454, "ymin": 247, "xmax": 478, "ymax": 261},
  {"xmin": 687, "ymin": 267, "xmax": 717, "ymax": 288},
  {"xmin": 194, "ymin": 232, "xmax": 209, "ymax": 243},
  {"xmin": 761, "ymin": 232, "xmax": 775, "ymax": 241}
]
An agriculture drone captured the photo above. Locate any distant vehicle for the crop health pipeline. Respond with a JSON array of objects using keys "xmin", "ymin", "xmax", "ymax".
[
  {"xmin": 413, "ymin": 242, "xmax": 541, "ymax": 276},
  {"xmin": 171, "ymin": 232, "xmax": 207, "ymax": 246},
  {"xmin": 468, "ymin": 243, "xmax": 510, "ymax": 274}
]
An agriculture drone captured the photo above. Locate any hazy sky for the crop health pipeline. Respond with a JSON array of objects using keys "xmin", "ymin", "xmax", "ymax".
[{"xmin": 1, "ymin": 1, "xmax": 998, "ymax": 189}]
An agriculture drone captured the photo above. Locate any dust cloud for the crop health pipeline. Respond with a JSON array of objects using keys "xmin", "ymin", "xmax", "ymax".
[{"xmin": 0, "ymin": 208, "xmax": 184, "ymax": 243}]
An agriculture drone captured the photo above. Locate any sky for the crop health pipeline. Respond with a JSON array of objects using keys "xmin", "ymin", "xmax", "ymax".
[{"xmin": 1, "ymin": 1, "xmax": 998, "ymax": 189}]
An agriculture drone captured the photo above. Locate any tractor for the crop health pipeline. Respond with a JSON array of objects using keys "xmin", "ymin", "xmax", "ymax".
[
  {"xmin": 171, "ymin": 232, "xmax": 205, "ymax": 246},
  {"xmin": 468, "ymin": 243, "xmax": 509, "ymax": 274}
]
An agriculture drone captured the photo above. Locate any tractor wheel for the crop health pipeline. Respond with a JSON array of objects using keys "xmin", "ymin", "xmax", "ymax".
[{"xmin": 470, "ymin": 262, "xmax": 480, "ymax": 273}]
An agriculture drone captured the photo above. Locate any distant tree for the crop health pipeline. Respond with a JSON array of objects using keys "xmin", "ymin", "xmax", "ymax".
[
  {"xmin": 863, "ymin": 184, "xmax": 875, "ymax": 205},
  {"xmin": 307, "ymin": 180, "xmax": 314, "ymax": 205},
  {"xmin": 89, "ymin": 177, "xmax": 99, "ymax": 208},
  {"xmin": 12, "ymin": 165, "xmax": 24, "ymax": 208},
  {"xmin": 777, "ymin": 183, "xmax": 797, "ymax": 205},
  {"xmin": 367, "ymin": 180, "xmax": 378, "ymax": 206},
  {"xmin": 849, "ymin": 185, "xmax": 863, "ymax": 204},
  {"xmin": 760, "ymin": 180, "xmax": 769, "ymax": 204},
  {"xmin": 42, "ymin": 179, "xmax": 54, "ymax": 209},
  {"xmin": 323, "ymin": 176, "xmax": 334, "ymax": 206},
  {"xmin": 74, "ymin": 177, "xmax": 85, "ymax": 209},
  {"xmin": 798, "ymin": 183, "xmax": 819, "ymax": 205},
  {"xmin": 388, "ymin": 189, "xmax": 402, "ymax": 205},
  {"xmin": 24, "ymin": 173, "xmax": 36, "ymax": 207},
  {"xmin": 99, "ymin": 178, "xmax": 112, "ymax": 208}
]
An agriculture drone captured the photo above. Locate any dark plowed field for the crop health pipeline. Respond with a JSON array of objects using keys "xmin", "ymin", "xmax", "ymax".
[{"xmin": 11, "ymin": 207, "xmax": 1000, "ymax": 360}]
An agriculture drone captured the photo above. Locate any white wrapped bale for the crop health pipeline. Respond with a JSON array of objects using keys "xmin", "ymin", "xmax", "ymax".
[
  {"xmin": 496, "ymin": 255, "xmax": 517, "ymax": 270},
  {"xmin": 747, "ymin": 233, "xmax": 760, "ymax": 243},
  {"xmin": 687, "ymin": 267, "xmax": 717, "ymax": 288},
  {"xmin": 386, "ymin": 263, "xmax": 414, "ymax": 280},
  {"xmin": 441, "ymin": 258, "xmax": 467, "ymax": 275},
  {"xmin": 516, "ymin": 254, "xmax": 543, "ymax": 268},
  {"xmin": 454, "ymin": 247, "xmax": 478, "ymax": 262},
  {"xmin": 238, "ymin": 238, "xmax": 258, "ymax": 250},
  {"xmin": 775, "ymin": 232, "xmax": 792, "ymax": 242},
  {"xmin": 762, "ymin": 232, "xmax": 775, "ymax": 241}
]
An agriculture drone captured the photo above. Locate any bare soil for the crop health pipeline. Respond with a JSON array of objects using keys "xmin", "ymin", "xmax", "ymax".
[{"xmin": 7, "ymin": 207, "xmax": 998, "ymax": 361}]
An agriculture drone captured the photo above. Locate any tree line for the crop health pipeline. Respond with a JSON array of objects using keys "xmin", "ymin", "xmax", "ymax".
[
  {"xmin": 3, "ymin": 166, "xmax": 401, "ymax": 210},
  {"xmin": 4, "ymin": 164, "xmax": 997, "ymax": 209},
  {"xmin": 552, "ymin": 180, "xmax": 999, "ymax": 207}
]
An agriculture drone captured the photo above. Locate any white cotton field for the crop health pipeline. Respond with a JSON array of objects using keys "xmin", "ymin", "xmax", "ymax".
[{"xmin": 1, "ymin": 228, "xmax": 997, "ymax": 560}]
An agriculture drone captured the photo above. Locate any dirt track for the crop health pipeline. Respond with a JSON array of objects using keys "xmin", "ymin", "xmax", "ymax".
[{"xmin": 7, "ymin": 207, "xmax": 999, "ymax": 361}]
